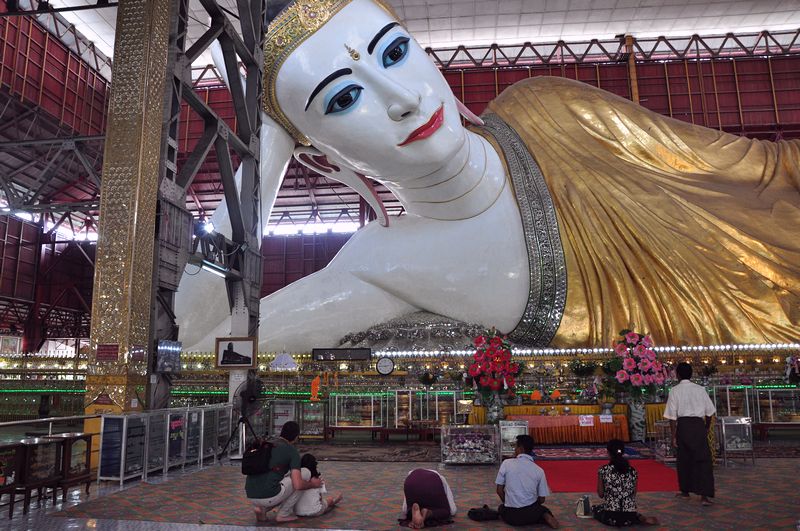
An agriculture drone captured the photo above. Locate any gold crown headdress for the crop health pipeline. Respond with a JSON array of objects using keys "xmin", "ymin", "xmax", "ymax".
[{"xmin": 263, "ymin": 0, "xmax": 399, "ymax": 146}]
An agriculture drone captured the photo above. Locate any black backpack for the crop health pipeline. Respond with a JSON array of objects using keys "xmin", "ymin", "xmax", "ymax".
[{"xmin": 241, "ymin": 438, "xmax": 274, "ymax": 475}]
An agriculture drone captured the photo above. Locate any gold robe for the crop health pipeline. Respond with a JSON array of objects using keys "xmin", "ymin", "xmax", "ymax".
[{"xmin": 487, "ymin": 76, "xmax": 800, "ymax": 347}]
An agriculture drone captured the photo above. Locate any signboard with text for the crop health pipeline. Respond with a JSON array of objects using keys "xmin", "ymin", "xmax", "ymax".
[
  {"xmin": 312, "ymin": 348, "xmax": 371, "ymax": 361},
  {"xmin": 96, "ymin": 344, "xmax": 119, "ymax": 362}
]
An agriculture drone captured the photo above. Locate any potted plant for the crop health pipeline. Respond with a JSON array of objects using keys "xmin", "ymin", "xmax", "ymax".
[
  {"xmin": 569, "ymin": 359, "xmax": 598, "ymax": 378},
  {"xmin": 419, "ymin": 372, "xmax": 438, "ymax": 387},
  {"xmin": 700, "ymin": 364, "xmax": 717, "ymax": 385}
]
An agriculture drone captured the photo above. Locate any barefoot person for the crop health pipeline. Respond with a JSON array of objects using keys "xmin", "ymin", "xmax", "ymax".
[
  {"xmin": 295, "ymin": 453, "xmax": 343, "ymax": 518},
  {"xmin": 496, "ymin": 435, "xmax": 559, "ymax": 528},
  {"xmin": 399, "ymin": 468, "xmax": 457, "ymax": 528},
  {"xmin": 245, "ymin": 421, "xmax": 322, "ymax": 523},
  {"xmin": 664, "ymin": 362, "xmax": 716, "ymax": 506},
  {"xmin": 593, "ymin": 439, "xmax": 659, "ymax": 527}
]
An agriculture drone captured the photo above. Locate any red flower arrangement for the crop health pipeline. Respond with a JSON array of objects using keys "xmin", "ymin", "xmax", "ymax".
[{"xmin": 469, "ymin": 329, "xmax": 519, "ymax": 395}]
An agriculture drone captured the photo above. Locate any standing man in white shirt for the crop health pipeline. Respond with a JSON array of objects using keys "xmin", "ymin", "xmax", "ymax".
[
  {"xmin": 663, "ymin": 362, "xmax": 717, "ymax": 506},
  {"xmin": 495, "ymin": 435, "xmax": 559, "ymax": 528}
]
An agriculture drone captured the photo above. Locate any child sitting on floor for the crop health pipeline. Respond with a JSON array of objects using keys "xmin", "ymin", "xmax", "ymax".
[{"xmin": 294, "ymin": 453, "xmax": 343, "ymax": 518}]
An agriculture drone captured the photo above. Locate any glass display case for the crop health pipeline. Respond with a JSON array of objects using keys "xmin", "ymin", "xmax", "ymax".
[
  {"xmin": 717, "ymin": 416, "xmax": 755, "ymax": 466},
  {"xmin": 387, "ymin": 390, "xmax": 464, "ymax": 428},
  {"xmin": 653, "ymin": 420, "xmax": 675, "ymax": 464},
  {"xmin": 455, "ymin": 398, "xmax": 474, "ymax": 425},
  {"xmin": 330, "ymin": 394, "xmax": 384, "ymax": 427},
  {"xmin": 499, "ymin": 421, "xmax": 529, "ymax": 457},
  {"xmin": 300, "ymin": 401, "xmax": 326, "ymax": 437},
  {"xmin": 392, "ymin": 390, "xmax": 414, "ymax": 427},
  {"xmin": 433, "ymin": 391, "xmax": 460, "ymax": 426},
  {"xmin": 441, "ymin": 425, "xmax": 500, "ymax": 464},
  {"xmin": 754, "ymin": 388, "xmax": 800, "ymax": 423},
  {"xmin": 711, "ymin": 386, "xmax": 753, "ymax": 418},
  {"xmin": 269, "ymin": 401, "xmax": 298, "ymax": 436}
]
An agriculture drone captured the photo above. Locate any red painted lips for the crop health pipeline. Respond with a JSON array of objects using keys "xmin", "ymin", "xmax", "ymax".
[{"xmin": 398, "ymin": 105, "xmax": 444, "ymax": 147}]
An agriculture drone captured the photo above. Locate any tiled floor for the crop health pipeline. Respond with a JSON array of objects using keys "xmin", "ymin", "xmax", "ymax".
[
  {"xmin": 1, "ymin": 464, "xmax": 335, "ymax": 531},
  {"xmin": 3, "ymin": 457, "xmax": 799, "ymax": 530}
]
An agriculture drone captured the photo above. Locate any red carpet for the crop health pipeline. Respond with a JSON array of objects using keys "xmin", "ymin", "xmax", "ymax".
[{"xmin": 539, "ymin": 459, "xmax": 677, "ymax": 493}]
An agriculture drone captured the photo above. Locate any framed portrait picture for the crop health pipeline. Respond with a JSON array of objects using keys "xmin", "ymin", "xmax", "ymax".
[{"xmin": 214, "ymin": 337, "xmax": 257, "ymax": 369}]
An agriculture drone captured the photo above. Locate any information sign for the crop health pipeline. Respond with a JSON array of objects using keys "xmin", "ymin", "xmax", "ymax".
[
  {"xmin": 99, "ymin": 417, "xmax": 123, "ymax": 477},
  {"xmin": 0, "ymin": 445, "xmax": 21, "ymax": 488},
  {"xmin": 147, "ymin": 413, "xmax": 166, "ymax": 470},
  {"xmin": 124, "ymin": 417, "xmax": 145, "ymax": 475},
  {"xmin": 96, "ymin": 344, "xmax": 119, "ymax": 362},
  {"xmin": 167, "ymin": 413, "xmax": 185, "ymax": 465}
]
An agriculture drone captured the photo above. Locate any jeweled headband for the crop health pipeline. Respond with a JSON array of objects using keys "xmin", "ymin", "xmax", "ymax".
[{"xmin": 263, "ymin": 0, "xmax": 398, "ymax": 146}]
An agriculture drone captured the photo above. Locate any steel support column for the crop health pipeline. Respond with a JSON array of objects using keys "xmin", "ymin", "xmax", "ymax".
[
  {"xmin": 144, "ymin": 0, "xmax": 265, "ymax": 411},
  {"xmin": 625, "ymin": 35, "xmax": 640, "ymax": 104}
]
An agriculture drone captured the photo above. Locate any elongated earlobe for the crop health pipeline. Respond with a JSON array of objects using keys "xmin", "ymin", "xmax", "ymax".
[
  {"xmin": 294, "ymin": 147, "xmax": 389, "ymax": 227},
  {"xmin": 456, "ymin": 98, "xmax": 484, "ymax": 126}
]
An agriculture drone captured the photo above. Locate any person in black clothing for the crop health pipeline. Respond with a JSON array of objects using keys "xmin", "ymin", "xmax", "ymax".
[{"xmin": 593, "ymin": 439, "xmax": 659, "ymax": 527}]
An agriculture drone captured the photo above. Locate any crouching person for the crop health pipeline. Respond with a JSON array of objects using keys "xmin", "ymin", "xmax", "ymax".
[{"xmin": 245, "ymin": 421, "xmax": 323, "ymax": 523}]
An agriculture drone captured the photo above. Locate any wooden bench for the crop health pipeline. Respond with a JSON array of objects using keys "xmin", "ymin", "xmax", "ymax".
[
  {"xmin": 754, "ymin": 422, "xmax": 800, "ymax": 441},
  {"xmin": 325, "ymin": 426, "xmax": 382, "ymax": 441}
]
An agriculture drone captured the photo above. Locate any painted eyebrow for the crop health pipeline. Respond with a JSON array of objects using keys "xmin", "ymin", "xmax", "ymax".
[
  {"xmin": 305, "ymin": 68, "xmax": 353, "ymax": 112},
  {"xmin": 367, "ymin": 22, "xmax": 399, "ymax": 55}
]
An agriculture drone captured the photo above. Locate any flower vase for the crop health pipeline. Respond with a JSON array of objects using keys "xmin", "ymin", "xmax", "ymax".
[
  {"xmin": 486, "ymin": 391, "xmax": 505, "ymax": 424},
  {"xmin": 600, "ymin": 402, "xmax": 615, "ymax": 416},
  {"xmin": 627, "ymin": 397, "xmax": 646, "ymax": 442}
]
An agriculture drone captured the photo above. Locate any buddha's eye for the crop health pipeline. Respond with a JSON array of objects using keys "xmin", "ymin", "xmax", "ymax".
[
  {"xmin": 325, "ymin": 85, "xmax": 363, "ymax": 115},
  {"xmin": 382, "ymin": 36, "xmax": 410, "ymax": 67}
]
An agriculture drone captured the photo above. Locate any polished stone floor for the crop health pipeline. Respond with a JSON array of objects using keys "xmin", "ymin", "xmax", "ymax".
[
  {"xmin": 1, "ymin": 464, "xmax": 341, "ymax": 531},
  {"xmin": 3, "ymin": 457, "xmax": 799, "ymax": 530}
]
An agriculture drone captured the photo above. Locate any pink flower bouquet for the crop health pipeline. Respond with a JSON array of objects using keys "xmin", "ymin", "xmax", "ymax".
[{"xmin": 606, "ymin": 329, "xmax": 670, "ymax": 397}]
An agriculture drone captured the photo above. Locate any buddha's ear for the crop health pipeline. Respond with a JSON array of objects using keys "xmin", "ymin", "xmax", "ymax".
[
  {"xmin": 293, "ymin": 146, "xmax": 389, "ymax": 228},
  {"xmin": 456, "ymin": 98, "xmax": 484, "ymax": 126}
]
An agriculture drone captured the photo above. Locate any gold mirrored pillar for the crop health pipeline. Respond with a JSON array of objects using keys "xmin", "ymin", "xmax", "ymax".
[{"xmin": 85, "ymin": 0, "xmax": 172, "ymax": 413}]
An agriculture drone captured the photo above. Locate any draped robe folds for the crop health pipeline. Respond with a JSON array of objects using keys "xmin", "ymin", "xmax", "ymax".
[{"xmin": 484, "ymin": 76, "xmax": 800, "ymax": 347}]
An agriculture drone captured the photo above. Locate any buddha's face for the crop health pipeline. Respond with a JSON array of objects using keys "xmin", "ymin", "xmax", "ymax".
[{"xmin": 275, "ymin": 0, "xmax": 465, "ymax": 181}]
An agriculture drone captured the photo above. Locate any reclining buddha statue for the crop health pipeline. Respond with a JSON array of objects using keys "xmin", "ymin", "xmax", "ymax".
[{"xmin": 177, "ymin": 0, "xmax": 800, "ymax": 352}]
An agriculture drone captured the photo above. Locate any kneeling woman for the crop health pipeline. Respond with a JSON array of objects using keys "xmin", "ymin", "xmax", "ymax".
[
  {"xmin": 594, "ymin": 439, "xmax": 659, "ymax": 527},
  {"xmin": 399, "ymin": 468, "xmax": 457, "ymax": 528}
]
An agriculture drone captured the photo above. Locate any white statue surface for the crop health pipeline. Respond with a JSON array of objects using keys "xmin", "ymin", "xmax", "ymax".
[{"xmin": 176, "ymin": 0, "xmax": 800, "ymax": 352}]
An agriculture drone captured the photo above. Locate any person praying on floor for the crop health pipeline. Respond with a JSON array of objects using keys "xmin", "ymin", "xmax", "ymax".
[
  {"xmin": 664, "ymin": 362, "xmax": 717, "ymax": 506},
  {"xmin": 294, "ymin": 453, "xmax": 343, "ymax": 518},
  {"xmin": 398, "ymin": 468, "xmax": 457, "ymax": 528},
  {"xmin": 245, "ymin": 421, "xmax": 322, "ymax": 523},
  {"xmin": 495, "ymin": 435, "xmax": 559, "ymax": 528},
  {"xmin": 592, "ymin": 439, "xmax": 659, "ymax": 527}
]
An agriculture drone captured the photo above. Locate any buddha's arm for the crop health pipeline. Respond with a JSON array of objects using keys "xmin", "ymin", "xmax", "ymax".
[{"xmin": 256, "ymin": 265, "xmax": 417, "ymax": 352}]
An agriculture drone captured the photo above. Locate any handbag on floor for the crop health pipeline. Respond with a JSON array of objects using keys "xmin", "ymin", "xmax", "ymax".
[
  {"xmin": 575, "ymin": 495, "xmax": 593, "ymax": 518},
  {"xmin": 467, "ymin": 505, "xmax": 500, "ymax": 521}
]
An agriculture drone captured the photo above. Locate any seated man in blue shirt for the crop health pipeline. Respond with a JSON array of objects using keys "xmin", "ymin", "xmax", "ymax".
[{"xmin": 495, "ymin": 435, "xmax": 559, "ymax": 528}]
